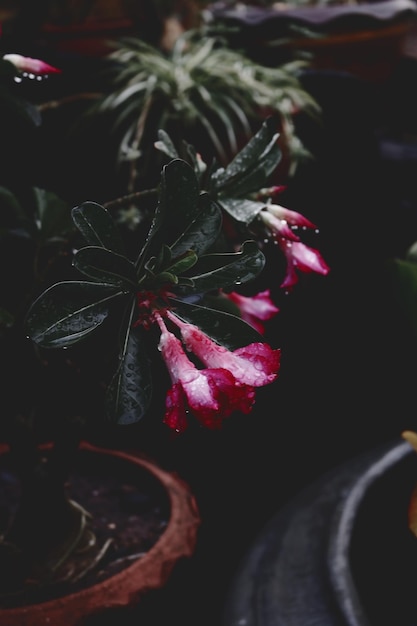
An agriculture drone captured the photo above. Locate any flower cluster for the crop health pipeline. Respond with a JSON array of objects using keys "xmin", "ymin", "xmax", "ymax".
[
  {"xmin": 25, "ymin": 119, "xmax": 329, "ymax": 432},
  {"xmin": 256, "ymin": 191, "xmax": 330, "ymax": 291},
  {"xmin": 155, "ymin": 310, "xmax": 280, "ymax": 432}
]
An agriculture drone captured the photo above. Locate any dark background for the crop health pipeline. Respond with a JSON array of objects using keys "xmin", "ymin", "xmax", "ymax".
[
  {"xmin": 3, "ymin": 9, "xmax": 417, "ymax": 625},
  {"xmin": 85, "ymin": 55, "xmax": 417, "ymax": 625}
]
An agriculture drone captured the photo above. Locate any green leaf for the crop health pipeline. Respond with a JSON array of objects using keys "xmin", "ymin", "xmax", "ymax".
[
  {"xmin": 181, "ymin": 139, "xmax": 206, "ymax": 180},
  {"xmin": 73, "ymin": 247, "xmax": 138, "ymax": 288},
  {"xmin": 168, "ymin": 298, "xmax": 263, "ymax": 350},
  {"xmin": 179, "ymin": 240, "xmax": 265, "ymax": 294},
  {"xmin": 33, "ymin": 188, "xmax": 74, "ymax": 242},
  {"xmin": 135, "ymin": 158, "xmax": 201, "ymax": 271},
  {"xmin": 153, "ymin": 271, "xmax": 178, "ymax": 285},
  {"xmin": 147, "ymin": 159, "xmax": 201, "ymax": 256},
  {"xmin": 166, "ymin": 250, "xmax": 198, "ymax": 276},
  {"xmin": 386, "ymin": 258, "xmax": 417, "ymax": 344},
  {"xmin": 217, "ymin": 197, "xmax": 264, "ymax": 224},
  {"xmin": 225, "ymin": 142, "xmax": 281, "ymax": 198},
  {"xmin": 154, "ymin": 129, "xmax": 179, "ymax": 160},
  {"xmin": 211, "ymin": 117, "xmax": 280, "ymax": 191},
  {"xmin": 152, "ymin": 244, "xmax": 172, "ymax": 272},
  {"xmin": 25, "ymin": 281, "xmax": 123, "ymax": 348},
  {"xmin": 214, "ymin": 141, "xmax": 281, "ymax": 200},
  {"xmin": 170, "ymin": 194, "xmax": 222, "ymax": 258},
  {"xmin": 71, "ymin": 202, "xmax": 125, "ymax": 254},
  {"xmin": 105, "ymin": 322, "xmax": 153, "ymax": 424}
]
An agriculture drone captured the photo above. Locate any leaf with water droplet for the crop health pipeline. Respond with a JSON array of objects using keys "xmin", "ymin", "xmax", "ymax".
[
  {"xmin": 141, "ymin": 159, "xmax": 201, "ymax": 263},
  {"xmin": 73, "ymin": 246, "xmax": 137, "ymax": 288},
  {"xmin": 169, "ymin": 193, "xmax": 222, "ymax": 258},
  {"xmin": 211, "ymin": 117, "xmax": 281, "ymax": 194},
  {"xmin": 25, "ymin": 281, "xmax": 122, "ymax": 348},
  {"xmin": 176, "ymin": 240, "xmax": 265, "ymax": 295},
  {"xmin": 217, "ymin": 197, "xmax": 264, "ymax": 225},
  {"xmin": 105, "ymin": 323, "xmax": 152, "ymax": 425},
  {"xmin": 72, "ymin": 202, "xmax": 125, "ymax": 254}
]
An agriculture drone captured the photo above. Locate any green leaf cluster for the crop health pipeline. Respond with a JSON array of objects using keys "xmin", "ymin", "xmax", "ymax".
[
  {"xmin": 25, "ymin": 143, "xmax": 267, "ymax": 425},
  {"xmin": 156, "ymin": 116, "xmax": 283, "ymax": 226}
]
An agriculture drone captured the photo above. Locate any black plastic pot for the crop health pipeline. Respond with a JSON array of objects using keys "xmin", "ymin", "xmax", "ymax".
[{"xmin": 223, "ymin": 438, "xmax": 417, "ymax": 626}]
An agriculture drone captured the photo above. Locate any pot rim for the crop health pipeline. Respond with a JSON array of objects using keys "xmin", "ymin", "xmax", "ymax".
[
  {"xmin": 0, "ymin": 440, "xmax": 201, "ymax": 626},
  {"xmin": 327, "ymin": 440, "xmax": 413, "ymax": 626}
]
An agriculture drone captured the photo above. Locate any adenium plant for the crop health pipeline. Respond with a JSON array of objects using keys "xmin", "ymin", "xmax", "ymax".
[
  {"xmin": 25, "ymin": 117, "xmax": 329, "ymax": 431},
  {"xmin": 0, "ymin": 50, "xmax": 329, "ymax": 593}
]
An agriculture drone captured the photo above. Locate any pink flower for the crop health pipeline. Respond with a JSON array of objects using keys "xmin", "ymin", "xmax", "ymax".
[
  {"xmin": 157, "ymin": 316, "xmax": 255, "ymax": 432},
  {"xmin": 278, "ymin": 239, "xmax": 330, "ymax": 290},
  {"xmin": 259, "ymin": 206, "xmax": 298, "ymax": 240},
  {"xmin": 168, "ymin": 312, "xmax": 280, "ymax": 388},
  {"xmin": 254, "ymin": 185, "xmax": 287, "ymax": 199},
  {"xmin": 3, "ymin": 54, "xmax": 61, "ymax": 75},
  {"xmin": 221, "ymin": 289, "xmax": 279, "ymax": 334},
  {"xmin": 259, "ymin": 203, "xmax": 330, "ymax": 290},
  {"xmin": 262, "ymin": 204, "xmax": 317, "ymax": 230}
]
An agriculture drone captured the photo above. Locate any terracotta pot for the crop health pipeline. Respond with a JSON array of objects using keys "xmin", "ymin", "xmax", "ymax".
[
  {"xmin": 223, "ymin": 438, "xmax": 417, "ymax": 626},
  {"xmin": 0, "ymin": 441, "xmax": 201, "ymax": 626},
  {"xmin": 207, "ymin": 0, "xmax": 417, "ymax": 82}
]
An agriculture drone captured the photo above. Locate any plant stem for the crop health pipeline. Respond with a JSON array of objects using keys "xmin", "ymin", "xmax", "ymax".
[{"xmin": 103, "ymin": 188, "xmax": 158, "ymax": 211}]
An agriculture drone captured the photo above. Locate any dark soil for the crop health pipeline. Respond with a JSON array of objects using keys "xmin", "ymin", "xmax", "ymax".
[{"xmin": 0, "ymin": 447, "xmax": 171, "ymax": 609}]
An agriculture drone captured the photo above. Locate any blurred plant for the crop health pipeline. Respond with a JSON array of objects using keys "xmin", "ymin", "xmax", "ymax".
[{"xmin": 72, "ymin": 28, "xmax": 319, "ymax": 194}]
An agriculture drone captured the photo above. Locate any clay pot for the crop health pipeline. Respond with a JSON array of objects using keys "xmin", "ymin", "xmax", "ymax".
[{"xmin": 0, "ymin": 441, "xmax": 201, "ymax": 626}]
